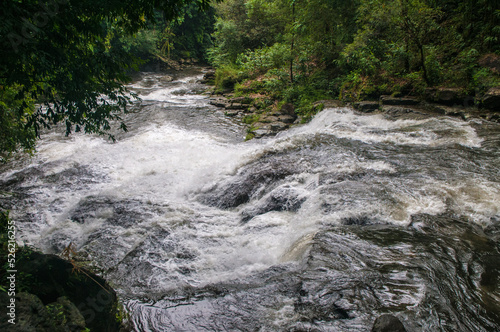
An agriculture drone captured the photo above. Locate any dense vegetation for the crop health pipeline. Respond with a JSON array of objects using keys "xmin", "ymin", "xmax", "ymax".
[
  {"xmin": 208, "ymin": 0, "xmax": 500, "ymax": 117},
  {"xmin": 0, "ymin": 0, "xmax": 215, "ymax": 162}
]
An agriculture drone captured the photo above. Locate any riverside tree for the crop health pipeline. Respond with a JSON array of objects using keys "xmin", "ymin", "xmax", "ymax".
[{"xmin": 0, "ymin": 0, "xmax": 214, "ymax": 162}]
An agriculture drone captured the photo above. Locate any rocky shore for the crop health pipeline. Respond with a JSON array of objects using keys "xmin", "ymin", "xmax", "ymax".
[{"xmin": 202, "ymin": 70, "xmax": 500, "ymax": 139}]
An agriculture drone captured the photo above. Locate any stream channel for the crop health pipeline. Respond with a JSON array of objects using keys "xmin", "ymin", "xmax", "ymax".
[{"xmin": 1, "ymin": 67, "xmax": 500, "ymax": 331}]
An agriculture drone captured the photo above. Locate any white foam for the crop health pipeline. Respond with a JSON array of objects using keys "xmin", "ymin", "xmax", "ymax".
[{"xmin": 289, "ymin": 108, "xmax": 483, "ymax": 147}]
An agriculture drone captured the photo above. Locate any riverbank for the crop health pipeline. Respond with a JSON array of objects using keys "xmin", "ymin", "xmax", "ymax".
[{"xmin": 203, "ymin": 66, "xmax": 500, "ymax": 140}]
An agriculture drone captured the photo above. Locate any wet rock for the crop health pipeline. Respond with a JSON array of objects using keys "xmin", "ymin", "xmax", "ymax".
[
  {"xmin": 381, "ymin": 105, "xmax": 431, "ymax": 120},
  {"xmin": 380, "ymin": 95, "xmax": 420, "ymax": 106},
  {"xmin": 209, "ymin": 97, "xmax": 229, "ymax": 108},
  {"xmin": 259, "ymin": 115, "xmax": 280, "ymax": 123},
  {"xmin": 482, "ymin": 87, "xmax": 500, "ymax": 112},
  {"xmin": 224, "ymin": 110, "xmax": 241, "ymax": 117},
  {"xmin": 277, "ymin": 115, "xmax": 296, "ymax": 124},
  {"xmin": 200, "ymin": 70, "xmax": 215, "ymax": 84},
  {"xmin": 354, "ymin": 101, "xmax": 380, "ymax": 112},
  {"xmin": 159, "ymin": 75, "xmax": 174, "ymax": 83},
  {"xmin": 270, "ymin": 122, "xmax": 289, "ymax": 131},
  {"xmin": 250, "ymin": 120, "xmax": 290, "ymax": 138},
  {"xmin": 372, "ymin": 314, "xmax": 407, "ymax": 332},
  {"xmin": 253, "ymin": 128, "xmax": 272, "ymax": 139},
  {"xmin": 70, "ymin": 196, "xmax": 149, "ymax": 227},
  {"xmin": 198, "ymin": 159, "xmax": 298, "ymax": 209},
  {"xmin": 241, "ymin": 186, "xmax": 306, "ymax": 222},
  {"xmin": 342, "ymin": 215, "xmax": 379, "ymax": 226}
]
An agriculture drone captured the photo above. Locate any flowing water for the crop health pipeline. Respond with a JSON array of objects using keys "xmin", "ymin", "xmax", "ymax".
[{"xmin": 1, "ymin": 68, "xmax": 499, "ymax": 331}]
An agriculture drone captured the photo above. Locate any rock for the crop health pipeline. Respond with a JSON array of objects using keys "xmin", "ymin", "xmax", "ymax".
[
  {"xmin": 225, "ymin": 110, "xmax": 240, "ymax": 117},
  {"xmin": 279, "ymin": 103, "xmax": 296, "ymax": 117},
  {"xmin": 380, "ymin": 95, "xmax": 420, "ymax": 106},
  {"xmin": 354, "ymin": 101, "xmax": 380, "ymax": 112},
  {"xmin": 381, "ymin": 105, "xmax": 431, "ymax": 119},
  {"xmin": 227, "ymin": 103, "xmax": 249, "ymax": 110},
  {"xmin": 240, "ymin": 186, "xmax": 306, "ymax": 222},
  {"xmin": 228, "ymin": 96, "xmax": 253, "ymax": 105},
  {"xmin": 372, "ymin": 314, "xmax": 407, "ymax": 332},
  {"xmin": 0, "ymin": 293, "xmax": 87, "ymax": 332},
  {"xmin": 426, "ymin": 104, "xmax": 468, "ymax": 118},
  {"xmin": 209, "ymin": 97, "xmax": 229, "ymax": 108},
  {"xmin": 197, "ymin": 158, "xmax": 297, "ymax": 208},
  {"xmin": 252, "ymin": 122, "xmax": 268, "ymax": 129},
  {"xmin": 159, "ymin": 75, "xmax": 174, "ymax": 83},
  {"xmin": 253, "ymin": 128, "xmax": 272, "ymax": 138},
  {"xmin": 259, "ymin": 115, "xmax": 280, "ymax": 123},
  {"xmin": 0, "ymin": 292, "xmax": 51, "ymax": 331},
  {"xmin": 482, "ymin": 87, "xmax": 500, "ymax": 112},
  {"xmin": 277, "ymin": 115, "xmax": 296, "ymax": 124},
  {"xmin": 312, "ymin": 100, "xmax": 344, "ymax": 109},
  {"xmin": 15, "ymin": 252, "xmax": 121, "ymax": 332},
  {"xmin": 426, "ymin": 87, "xmax": 470, "ymax": 106},
  {"xmin": 270, "ymin": 122, "xmax": 289, "ymax": 131},
  {"xmin": 51, "ymin": 296, "xmax": 87, "ymax": 331}
]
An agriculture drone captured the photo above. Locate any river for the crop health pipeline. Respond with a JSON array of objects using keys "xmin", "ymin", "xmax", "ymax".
[{"xmin": 1, "ymin": 67, "xmax": 499, "ymax": 331}]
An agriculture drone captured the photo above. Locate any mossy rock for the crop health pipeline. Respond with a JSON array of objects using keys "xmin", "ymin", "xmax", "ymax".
[
  {"xmin": 13, "ymin": 251, "xmax": 121, "ymax": 332},
  {"xmin": 0, "ymin": 292, "xmax": 87, "ymax": 332}
]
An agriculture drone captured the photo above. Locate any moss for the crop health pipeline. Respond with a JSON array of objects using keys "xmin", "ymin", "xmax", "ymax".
[{"xmin": 242, "ymin": 114, "xmax": 260, "ymax": 125}]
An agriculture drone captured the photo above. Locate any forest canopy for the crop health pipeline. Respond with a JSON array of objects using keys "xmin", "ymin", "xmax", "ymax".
[{"xmin": 207, "ymin": 0, "xmax": 499, "ymax": 118}]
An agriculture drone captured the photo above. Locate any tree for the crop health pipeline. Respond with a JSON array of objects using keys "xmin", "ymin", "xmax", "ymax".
[
  {"xmin": 0, "ymin": 0, "xmax": 213, "ymax": 162},
  {"xmin": 397, "ymin": 0, "xmax": 442, "ymax": 84}
]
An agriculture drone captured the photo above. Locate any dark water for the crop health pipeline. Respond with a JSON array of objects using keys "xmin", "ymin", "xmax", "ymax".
[{"xmin": 1, "ymin": 68, "xmax": 499, "ymax": 331}]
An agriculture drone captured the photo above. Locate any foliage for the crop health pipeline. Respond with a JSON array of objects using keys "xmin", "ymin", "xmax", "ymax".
[
  {"xmin": 209, "ymin": 0, "xmax": 500, "ymax": 118},
  {"xmin": 0, "ymin": 85, "xmax": 37, "ymax": 162},
  {"xmin": 0, "ymin": 0, "xmax": 214, "ymax": 161}
]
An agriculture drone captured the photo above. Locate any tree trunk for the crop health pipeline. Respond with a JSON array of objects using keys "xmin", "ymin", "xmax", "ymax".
[
  {"xmin": 290, "ymin": 1, "xmax": 295, "ymax": 84},
  {"xmin": 419, "ymin": 44, "xmax": 429, "ymax": 85}
]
